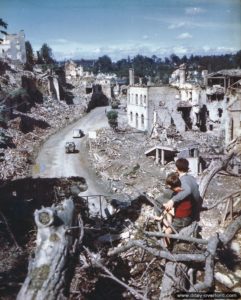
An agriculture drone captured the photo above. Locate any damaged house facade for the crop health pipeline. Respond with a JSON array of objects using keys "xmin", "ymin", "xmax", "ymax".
[
  {"xmin": 225, "ymin": 79, "xmax": 241, "ymax": 144},
  {"xmin": 127, "ymin": 65, "xmax": 241, "ymax": 145},
  {"xmin": 0, "ymin": 30, "xmax": 26, "ymax": 63}
]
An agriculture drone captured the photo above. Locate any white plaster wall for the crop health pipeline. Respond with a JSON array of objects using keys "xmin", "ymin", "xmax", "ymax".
[
  {"xmin": 206, "ymin": 99, "xmax": 226, "ymax": 123},
  {"xmin": 101, "ymin": 84, "xmax": 112, "ymax": 99},
  {"xmin": 0, "ymin": 31, "xmax": 26, "ymax": 63},
  {"xmin": 187, "ymin": 157, "xmax": 200, "ymax": 177},
  {"xmin": 127, "ymin": 86, "xmax": 149, "ymax": 131}
]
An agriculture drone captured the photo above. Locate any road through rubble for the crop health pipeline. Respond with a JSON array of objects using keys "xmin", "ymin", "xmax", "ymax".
[{"xmin": 32, "ymin": 106, "xmax": 111, "ymax": 216}]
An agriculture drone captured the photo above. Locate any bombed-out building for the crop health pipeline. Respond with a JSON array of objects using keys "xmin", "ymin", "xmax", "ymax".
[
  {"xmin": 0, "ymin": 30, "xmax": 26, "ymax": 63},
  {"xmin": 225, "ymin": 79, "xmax": 241, "ymax": 144},
  {"xmin": 127, "ymin": 65, "xmax": 241, "ymax": 147}
]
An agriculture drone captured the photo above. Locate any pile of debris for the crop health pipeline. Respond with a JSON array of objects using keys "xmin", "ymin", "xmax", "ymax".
[{"xmin": 88, "ymin": 127, "xmax": 166, "ymax": 200}]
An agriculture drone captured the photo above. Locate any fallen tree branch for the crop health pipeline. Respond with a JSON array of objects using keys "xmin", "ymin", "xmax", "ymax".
[
  {"xmin": 204, "ymin": 190, "xmax": 241, "ymax": 210},
  {"xmin": 85, "ymin": 248, "xmax": 148, "ymax": 300},
  {"xmin": 108, "ymin": 240, "xmax": 206, "ymax": 262},
  {"xmin": 143, "ymin": 231, "xmax": 208, "ymax": 245},
  {"xmin": 219, "ymin": 170, "xmax": 241, "ymax": 177},
  {"xmin": 190, "ymin": 234, "xmax": 219, "ymax": 291},
  {"xmin": 199, "ymin": 153, "xmax": 234, "ymax": 199},
  {"xmin": 0, "ymin": 210, "xmax": 21, "ymax": 250},
  {"xmin": 219, "ymin": 215, "xmax": 241, "ymax": 245}
]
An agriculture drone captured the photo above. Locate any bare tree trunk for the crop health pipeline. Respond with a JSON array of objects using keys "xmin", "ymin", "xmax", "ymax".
[
  {"xmin": 17, "ymin": 198, "xmax": 78, "ymax": 300},
  {"xmin": 159, "ymin": 223, "xmax": 200, "ymax": 299},
  {"xmin": 160, "ymin": 262, "xmax": 188, "ymax": 300},
  {"xmin": 199, "ymin": 153, "xmax": 234, "ymax": 199}
]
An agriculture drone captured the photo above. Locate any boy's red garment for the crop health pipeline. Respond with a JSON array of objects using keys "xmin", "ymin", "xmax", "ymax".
[{"xmin": 174, "ymin": 198, "xmax": 192, "ymax": 218}]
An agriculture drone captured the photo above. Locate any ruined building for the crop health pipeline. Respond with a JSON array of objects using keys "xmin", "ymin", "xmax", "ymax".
[
  {"xmin": 127, "ymin": 65, "xmax": 241, "ymax": 148},
  {"xmin": 65, "ymin": 60, "xmax": 84, "ymax": 78},
  {"xmin": 127, "ymin": 85, "xmax": 185, "ymax": 132},
  {"xmin": 0, "ymin": 30, "xmax": 26, "ymax": 63},
  {"xmin": 225, "ymin": 79, "xmax": 241, "ymax": 144}
]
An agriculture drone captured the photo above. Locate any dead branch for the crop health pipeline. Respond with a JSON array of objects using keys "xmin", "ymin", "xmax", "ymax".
[
  {"xmin": 0, "ymin": 210, "xmax": 21, "ymax": 250},
  {"xmin": 144, "ymin": 231, "xmax": 208, "ymax": 245},
  {"xmin": 205, "ymin": 190, "xmax": 241, "ymax": 210},
  {"xmin": 219, "ymin": 215, "xmax": 241, "ymax": 245},
  {"xmin": 219, "ymin": 170, "xmax": 241, "ymax": 177},
  {"xmin": 199, "ymin": 153, "xmax": 234, "ymax": 199},
  {"xmin": 160, "ymin": 262, "xmax": 189, "ymax": 300},
  {"xmin": 85, "ymin": 248, "xmax": 148, "ymax": 300},
  {"xmin": 189, "ymin": 215, "xmax": 241, "ymax": 291},
  {"xmin": 190, "ymin": 234, "xmax": 219, "ymax": 291},
  {"xmin": 108, "ymin": 240, "xmax": 206, "ymax": 262}
]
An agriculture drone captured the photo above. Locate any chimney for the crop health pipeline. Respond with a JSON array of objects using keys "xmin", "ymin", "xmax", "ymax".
[
  {"xmin": 129, "ymin": 68, "xmax": 134, "ymax": 86},
  {"xmin": 202, "ymin": 70, "xmax": 208, "ymax": 86}
]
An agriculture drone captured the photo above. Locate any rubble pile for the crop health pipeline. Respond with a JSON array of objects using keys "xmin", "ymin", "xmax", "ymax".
[
  {"xmin": 89, "ymin": 127, "xmax": 167, "ymax": 200},
  {"xmin": 66, "ymin": 77, "xmax": 93, "ymax": 108}
]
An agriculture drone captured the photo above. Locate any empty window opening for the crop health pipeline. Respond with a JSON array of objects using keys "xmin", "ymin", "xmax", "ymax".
[
  {"xmin": 130, "ymin": 111, "xmax": 133, "ymax": 122},
  {"xmin": 141, "ymin": 114, "xmax": 144, "ymax": 127},
  {"xmin": 218, "ymin": 108, "xmax": 223, "ymax": 118},
  {"xmin": 177, "ymin": 107, "xmax": 192, "ymax": 130},
  {"xmin": 140, "ymin": 95, "xmax": 143, "ymax": 106},
  {"xmin": 136, "ymin": 113, "xmax": 139, "ymax": 127}
]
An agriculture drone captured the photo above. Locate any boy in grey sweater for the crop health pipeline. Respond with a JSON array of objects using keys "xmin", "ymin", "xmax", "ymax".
[{"xmin": 163, "ymin": 158, "xmax": 202, "ymax": 221}]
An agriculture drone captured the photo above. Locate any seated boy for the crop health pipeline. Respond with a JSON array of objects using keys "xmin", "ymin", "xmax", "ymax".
[{"xmin": 154, "ymin": 205, "xmax": 175, "ymax": 247}]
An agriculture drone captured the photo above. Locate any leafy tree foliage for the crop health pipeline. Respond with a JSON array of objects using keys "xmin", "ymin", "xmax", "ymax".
[
  {"xmin": 78, "ymin": 50, "xmax": 241, "ymax": 84},
  {"xmin": 0, "ymin": 18, "xmax": 7, "ymax": 42},
  {"xmin": 106, "ymin": 110, "xmax": 118, "ymax": 130},
  {"xmin": 38, "ymin": 43, "xmax": 55, "ymax": 64},
  {"xmin": 93, "ymin": 55, "xmax": 113, "ymax": 74},
  {"xmin": 234, "ymin": 50, "xmax": 241, "ymax": 68},
  {"xmin": 25, "ymin": 41, "xmax": 34, "ymax": 65}
]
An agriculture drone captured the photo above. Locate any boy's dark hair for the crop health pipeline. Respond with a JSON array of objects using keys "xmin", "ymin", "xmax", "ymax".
[
  {"xmin": 165, "ymin": 172, "xmax": 181, "ymax": 189},
  {"xmin": 175, "ymin": 158, "xmax": 189, "ymax": 173}
]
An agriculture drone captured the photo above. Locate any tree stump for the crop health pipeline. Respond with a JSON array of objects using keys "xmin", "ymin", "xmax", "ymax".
[{"xmin": 17, "ymin": 198, "xmax": 78, "ymax": 300}]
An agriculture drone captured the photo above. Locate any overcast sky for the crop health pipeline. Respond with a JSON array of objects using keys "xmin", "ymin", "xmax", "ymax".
[{"xmin": 1, "ymin": 0, "xmax": 241, "ymax": 61}]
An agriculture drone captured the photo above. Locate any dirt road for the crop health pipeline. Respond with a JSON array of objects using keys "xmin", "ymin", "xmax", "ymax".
[{"xmin": 32, "ymin": 106, "xmax": 111, "ymax": 216}]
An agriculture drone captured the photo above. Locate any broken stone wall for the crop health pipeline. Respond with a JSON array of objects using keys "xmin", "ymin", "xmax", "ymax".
[
  {"xmin": 205, "ymin": 99, "xmax": 226, "ymax": 132},
  {"xmin": 0, "ymin": 31, "xmax": 26, "ymax": 63},
  {"xmin": 225, "ymin": 91, "xmax": 241, "ymax": 144},
  {"xmin": 100, "ymin": 82, "xmax": 112, "ymax": 100},
  {"xmin": 149, "ymin": 86, "xmax": 185, "ymax": 132}
]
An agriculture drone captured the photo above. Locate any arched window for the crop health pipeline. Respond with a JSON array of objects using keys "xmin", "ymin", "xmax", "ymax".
[
  {"xmin": 144, "ymin": 95, "xmax": 147, "ymax": 104},
  {"xmin": 130, "ymin": 111, "xmax": 133, "ymax": 122},
  {"xmin": 136, "ymin": 113, "xmax": 138, "ymax": 127},
  {"xmin": 141, "ymin": 114, "xmax": 144, "ymax": 127},
  {"xmin": 140, "ymin": 95, "xmax": 143, "ymax": 106},
  {"xmin": 135, "ymin": 94, "xmax": 138, "ymax": 105}
]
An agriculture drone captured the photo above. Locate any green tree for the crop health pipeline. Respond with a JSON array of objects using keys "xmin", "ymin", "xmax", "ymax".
[
  {"xmin": 39, "ymin": 43, "xmax": 54, "ymax": 64},
  {"xmin": 234, "ymin": 50, "xmax": 241, "ymax": 68},
  {"xmin": 170, "ymin": 54, "xmax": 181, "ymax": 66},
  {"xmin": 106, "ymin": 110, "xmax": 118, "ymax": 130},
  {"xmin": 25, "ymin": 41, "xmax": 34, "ymax": 65},
  {"xmin": 94, "ymin": 55, "xmax": 113, "ymax": 74},
  {"xmin": 0, "ymin": 18, "xmax": 7, "ymax": 42}
]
